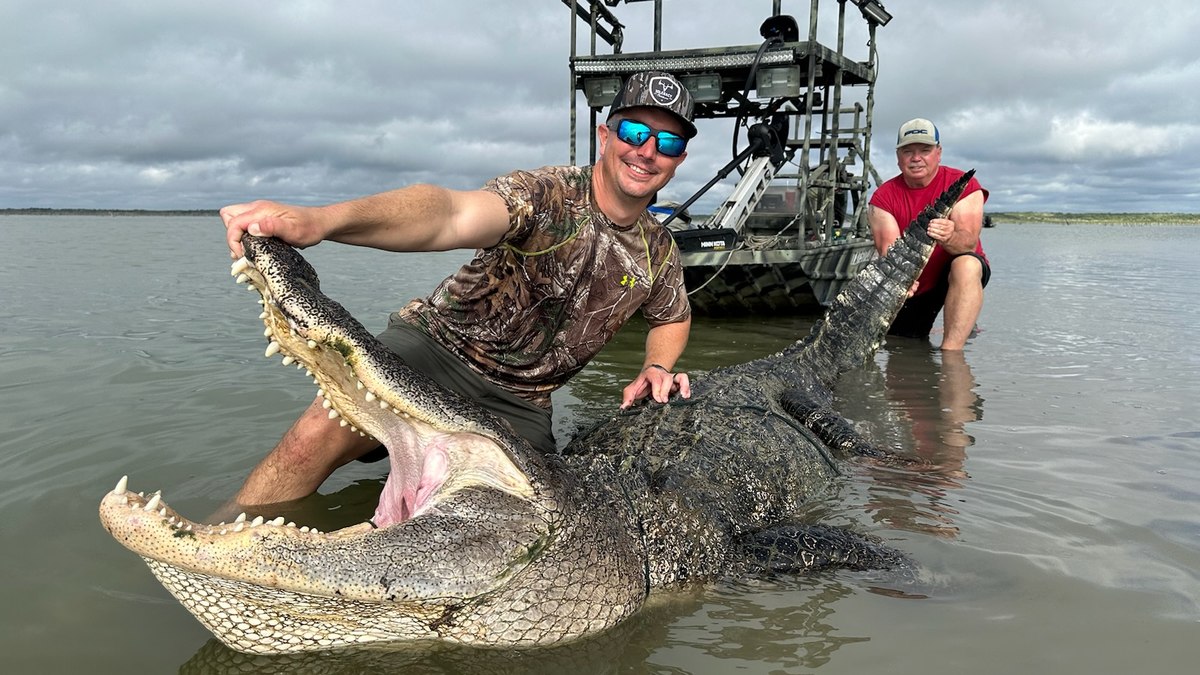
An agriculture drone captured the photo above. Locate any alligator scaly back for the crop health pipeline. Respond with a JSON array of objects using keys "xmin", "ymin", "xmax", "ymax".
[{"xmin": 793, "ymin": 169, "xmax": 977, "ymax": 388}]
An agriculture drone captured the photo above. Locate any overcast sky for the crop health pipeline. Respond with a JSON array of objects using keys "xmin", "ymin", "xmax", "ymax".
[{"xmin": 3, "ymin": 0, "xmax": 1198, "ymax": 213}]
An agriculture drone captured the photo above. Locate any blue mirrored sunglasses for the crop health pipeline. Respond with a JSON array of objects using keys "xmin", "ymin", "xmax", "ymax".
[{"xmin": 608, "ymin": 118, "xmax": 688, "ymax": 158}]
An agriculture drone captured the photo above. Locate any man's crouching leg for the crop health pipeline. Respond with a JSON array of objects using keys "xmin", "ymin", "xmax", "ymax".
[
  {"xmin": 211, "ymin": 396, "xmax": 381, "ymax": 521},
  {"xmin": 940, "ymin": 254, "xmax": 987, "ymax": 350}
]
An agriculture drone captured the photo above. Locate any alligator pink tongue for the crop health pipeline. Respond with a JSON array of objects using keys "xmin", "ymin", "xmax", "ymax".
[{"xmin": 372, "ymin": 444, "xmax": 449, "ymax": 527}]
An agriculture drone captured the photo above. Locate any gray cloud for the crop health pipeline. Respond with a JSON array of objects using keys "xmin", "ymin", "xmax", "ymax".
[{"xmin": 1, "ymin": 0, "xmax": 1197, "ymax": 212}]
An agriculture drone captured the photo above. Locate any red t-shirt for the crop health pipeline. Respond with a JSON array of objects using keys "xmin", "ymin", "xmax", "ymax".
[{"xmin": 869, "ymin": 166, "xmax": 988, "ymax": 297}]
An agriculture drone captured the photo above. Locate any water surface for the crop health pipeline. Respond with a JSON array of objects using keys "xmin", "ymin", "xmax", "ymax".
[{"xmin": 1, "ymin": 217, "xmax": 1197, "ymax": 673}]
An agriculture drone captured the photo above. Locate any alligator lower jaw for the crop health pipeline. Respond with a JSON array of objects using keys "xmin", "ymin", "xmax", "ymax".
[
  {"xmin": 99, "ymin": 478, "xmax": 435, "ymax": 653},
  {"xmin": 100, "ymin": 476, "xmax": 372, "ymax": 555}
]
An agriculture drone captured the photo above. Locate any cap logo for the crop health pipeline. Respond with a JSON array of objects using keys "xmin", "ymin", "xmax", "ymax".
[
  {"xmin": 903, "ymin": 128, "xmax": 930, "ymax": 137},
  {"xmin": 648, "ymin": 76, "xmax": 682, "ymax": 106}
]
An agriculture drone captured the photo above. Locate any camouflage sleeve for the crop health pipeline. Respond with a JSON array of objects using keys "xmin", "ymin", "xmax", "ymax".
[
  {"xmin": 641, "ymin": 225, "xmax": 691, "ymax": 326},
  {"xmin": 480, "ymin": 169, "xmax": 540, "ymax": 245},
  {"xmin": 481, "ymin": 166, "xmax": 589, "ymax": 250}
]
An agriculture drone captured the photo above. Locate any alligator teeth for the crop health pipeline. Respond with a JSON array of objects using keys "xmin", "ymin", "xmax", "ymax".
[
  {"xmin": 251, "ymin": 516, "xmax": 265, "ymax": 527},
  {"xmin": 259, "ymin": 311, "xmax": 268, "ymax": 320},
  {"xmin": 339, "ymin": 420, "xmax": 348, "ymax": 428},
  {"xmin": 114, "ymin": 476, "xmax": 128, "ymax": 495},
  {"xmin": 231, "ymin": 257, "xmax": 252, "ymax": 275},
  {"xmin": 263, "ymin": 327, "xmax": 273, "ymax": 337},
  {"xmin": 327, "ymin": 409, "xmax": 340, "ymax": 419},
  {"xmin": 265, "ymin": 341, "xmax": 281, "ymax": 358},
  {"xmin": 322, "ymin": 399, "xmax": 332, "ymax": 409},
  {"xmin": 235, "ymin": 273, "xmax": 250, "ymax": 284},
  {"xmin": 281, "ymin": 356, "xmax": 295, "ymax": 366},
  {"xmin": 144, "ymin": 494, "xmax": 161, "ymax": 511},
  {"xmin": 379, "ymin": 399, "xmax": 389, "ymax": 409},
  {"xmin": 365, "ymin": 391, "xmax": 376, "ymax": 402},
  {"xmin": 270, "ymin": 517, "xmax": 285, "ymax": 526}
]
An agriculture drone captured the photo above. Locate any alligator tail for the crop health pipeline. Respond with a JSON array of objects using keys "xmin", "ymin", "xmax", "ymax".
[{"xmin": 789, "ymin": 169, "xmax": 977, "ymax": 388}]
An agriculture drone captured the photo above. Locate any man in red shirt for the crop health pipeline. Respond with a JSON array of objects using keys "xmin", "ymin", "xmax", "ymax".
[{"xmin": 868, "ymin": 118, "xmax": 990, "ymax": 350}]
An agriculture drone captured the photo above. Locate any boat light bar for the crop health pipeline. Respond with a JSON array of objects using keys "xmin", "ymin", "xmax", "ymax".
[
  {"xmin": 583, "ymin": 76, "xmax": 622, "ymax": 107},
  {"xmin": 679, "ymin": 73, "xmax": 723, "ymax": 103},
  {"xmin": 756, "ymin": 66, "xmax": 802, "ymax": 98}
]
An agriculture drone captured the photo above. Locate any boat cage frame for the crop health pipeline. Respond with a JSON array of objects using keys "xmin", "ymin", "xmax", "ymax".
[{"xmin": 563, "ymin": 0, "xmax": 889, "ymax": 243}]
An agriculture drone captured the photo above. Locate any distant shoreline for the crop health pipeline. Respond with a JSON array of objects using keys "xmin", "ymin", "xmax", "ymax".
[
  {"xmin": 2, "ymin": 208, "xmax": 1197, "ymax": 225},
  {"xmin": 987, "ymin": 212, "xmax": 1200, "ymax": 225}
]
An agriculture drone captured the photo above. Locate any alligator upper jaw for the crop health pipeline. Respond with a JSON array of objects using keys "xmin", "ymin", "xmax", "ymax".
[{"xmin": 230, "ymin": 234, "xmax": 539, "ymax": 527}]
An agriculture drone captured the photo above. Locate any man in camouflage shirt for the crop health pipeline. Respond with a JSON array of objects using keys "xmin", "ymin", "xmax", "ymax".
[{"xmin": 219, "ymin": 71, "xmax": 697, "ymax": 510}]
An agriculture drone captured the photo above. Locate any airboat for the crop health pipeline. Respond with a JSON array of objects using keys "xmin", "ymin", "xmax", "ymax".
[{"xmin": 564, "ymin": 0, "xmax": 894, "ymax": 313}]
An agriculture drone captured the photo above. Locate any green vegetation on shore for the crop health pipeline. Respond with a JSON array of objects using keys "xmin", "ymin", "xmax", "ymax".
[{"xmin": 988, "ymin": 211, "xmax": 1200, "ymax": 225}]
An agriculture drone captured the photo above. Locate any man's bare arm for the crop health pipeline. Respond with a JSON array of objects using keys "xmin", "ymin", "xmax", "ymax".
[
  {"xmin": 943, "ymin": 190, "xmax": 985, "ymax": 255},
  {"xmin": 867, "ymin": 204, "xmax": 901, "ymax": 256},
  {"xmin": 220, "ymin": 186, "xmax": 511, "ymax": 259}
]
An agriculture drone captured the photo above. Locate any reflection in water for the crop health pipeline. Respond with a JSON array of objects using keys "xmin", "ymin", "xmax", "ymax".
[
  {"xmin": 838, "ymin": 342, "xmax": 984, "ymax": 538},
  {"xmin": 696, "ymin": 580, "xmax": 867, "ymax": 671}
]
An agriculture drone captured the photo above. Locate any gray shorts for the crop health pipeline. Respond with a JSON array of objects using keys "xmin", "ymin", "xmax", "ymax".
[{"xmin": 361, "ymin": 315, "xmax": 555, "ymax": 457}]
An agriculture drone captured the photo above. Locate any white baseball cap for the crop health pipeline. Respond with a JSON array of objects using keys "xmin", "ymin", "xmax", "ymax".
[{"xmin": 896, "ymin": 118, "xmax": 940, "ymax": 148}]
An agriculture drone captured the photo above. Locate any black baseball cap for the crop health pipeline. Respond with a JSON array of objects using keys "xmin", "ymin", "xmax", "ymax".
[{"xmin": 606, "ymin": 71, "xmax": 697, "ymax": 139}]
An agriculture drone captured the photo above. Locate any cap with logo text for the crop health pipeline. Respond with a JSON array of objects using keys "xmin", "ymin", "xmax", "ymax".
[
  {"xmin": 607, "ymin": 71, "xmax": 697, "ymax": 139},
  {"xmin": 896, "ymin": 118, "xmax": 940, "ymax": 148}
]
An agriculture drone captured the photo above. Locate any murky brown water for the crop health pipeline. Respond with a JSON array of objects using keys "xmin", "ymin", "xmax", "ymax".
[{"xmin": 2, "ymin": 217, "xmax": 1197, "ymax": 673}]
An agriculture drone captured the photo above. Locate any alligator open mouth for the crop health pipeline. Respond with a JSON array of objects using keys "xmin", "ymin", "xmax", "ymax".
[
  {"xmin": 229, "ymin": 235, "xmax": 537, "ymax": 526},
  {"xmin": 99, "ymin": 235, "xmax": 568, "ymax": 653}
]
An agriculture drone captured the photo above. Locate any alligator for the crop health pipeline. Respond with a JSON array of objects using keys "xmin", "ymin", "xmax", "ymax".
[{"xmin": 99, "ymin": 170, "xmax": 974, "ymax": 655}]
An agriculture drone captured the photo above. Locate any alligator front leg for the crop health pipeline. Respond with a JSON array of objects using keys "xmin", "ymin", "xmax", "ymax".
[{"xmin": 733, "ymin": 523, "xmax": 911, "ymax": 576}]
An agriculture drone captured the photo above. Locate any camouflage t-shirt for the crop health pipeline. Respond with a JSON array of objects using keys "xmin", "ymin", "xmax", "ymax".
[{"xmin": 397, "ymin": 165, "xmax": 691, "ymax": 409}]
